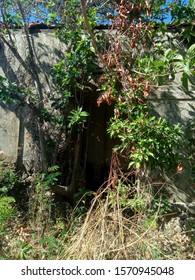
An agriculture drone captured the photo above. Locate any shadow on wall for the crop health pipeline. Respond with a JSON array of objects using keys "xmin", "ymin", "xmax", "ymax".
[
  {"xmin": 0, "ymin": 34, "xmax": 65, "ymax": 173},
  {"xmin": 0, "ymin": 40, "xmax": 40, "ymax": 172},
  {"xmin": 148, "ymin": 85, "xmax": 195, "ymax": 202}
]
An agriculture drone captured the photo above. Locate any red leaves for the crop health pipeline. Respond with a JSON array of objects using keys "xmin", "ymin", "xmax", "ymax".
[
  {"xmin": 131, "ymin": 40, "xmax": 136, "ymax": 49},
  {"xmin": 97, "ymin": 90, "xmax": 115, "ymax": 107},
  {"xmin": 143, "ymin": 81, "xmax": 150, "ymax": 97},
  {"xmin": 103, "ymin": 53, "xmax": 116, "ymax": 68},
  {"xmin": 97, "ymin": 1, "xmax": 153, "ymax": 108}
]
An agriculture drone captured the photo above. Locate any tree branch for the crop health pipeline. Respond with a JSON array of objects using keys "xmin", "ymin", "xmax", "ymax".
[{"xmin": 80, "ymin": 0, "xmax": 104, "ymax": 64}]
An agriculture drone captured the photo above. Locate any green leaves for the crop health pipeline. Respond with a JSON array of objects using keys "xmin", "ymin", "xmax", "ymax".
[
  {"xmin": 108, "ymin": 102, "xmax": 182, "ymax": 170},
  {"xmin": 0, "ymin": 196, "xmax": 16, "ymax": 234},
  {"xmin": 187, "ymin": 43, "xmax": 195, "ymax": 55},
  {"xmin": 0, "ymin": 76, "xmax": 23, "ymax": 105},
  {"xmin": 135, "ymin": 42, "xmax": 195, "ymax": 90},
  {"xmin": 50, "ymin": 2, "xmax": 99, "ymax": 135},
  {"xmin": 189, "ymin": 0, "xmax": 195, "ymax": 9},
  {"xmin": 68, "ymin": 108, "xmax": 89, "ymax": 129},
  {"xmin": 180, "ymin": 43, "xmax": 195, "ymax": 90},
  {"xmin": 35, "ymin": 165, "xmax": 61, "ymax": 192}
]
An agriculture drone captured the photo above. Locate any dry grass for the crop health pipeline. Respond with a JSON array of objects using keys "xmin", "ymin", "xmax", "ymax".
[
  {"xmin": 1, "ymin": 183, "xmax": 194, "ymax": 260},
  {"xmin": 59, "ymin": 187, "xmax": 195, "ymax": 260}
]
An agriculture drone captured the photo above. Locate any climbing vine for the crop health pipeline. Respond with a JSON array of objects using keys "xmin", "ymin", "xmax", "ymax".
[
  {"xmin": 0, "ymin": 0, "xmax": 195, "ymax": 197},
  {"xmin": 80, "ymin": 0, "xmax": 195, "ymax": 174}
]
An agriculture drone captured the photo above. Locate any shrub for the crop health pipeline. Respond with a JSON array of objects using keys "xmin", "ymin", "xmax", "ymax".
[
  {"xmin": 0, "ymin": 196, "xmax": 16, "ymax": 234},
  {"xmin": 0, "ymin": 160, "xmax": 21, "ymax": 196}
]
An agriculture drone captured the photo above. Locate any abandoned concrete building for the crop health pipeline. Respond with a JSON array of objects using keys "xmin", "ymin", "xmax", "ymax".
[{"xmin": 0, "ymin": 23, "xmax": 195, "ymax": 211}]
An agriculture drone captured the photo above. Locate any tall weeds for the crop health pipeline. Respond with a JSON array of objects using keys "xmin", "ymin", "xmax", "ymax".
[{"xmin": 59, "ymin": 183, "xmax": 194, "ymax": 260}]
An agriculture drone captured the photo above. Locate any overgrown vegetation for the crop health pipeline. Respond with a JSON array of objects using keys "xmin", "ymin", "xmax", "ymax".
[{"xmin": 0, "ymin": 0, "xmax": 195, "ymax": 259}]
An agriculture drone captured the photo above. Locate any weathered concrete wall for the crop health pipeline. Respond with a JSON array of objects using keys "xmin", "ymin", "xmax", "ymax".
[
  {"xmin": 0, "ymin": 103, "xmax": 19, "ymax": 163},
  {"xmin": 0, "ymin": 29, "xmax": 66, "ymax": 84},
  {"xmin": 0, "ymin": 29, "xmax": 194, "ymax": 203},
  {"xmin": 0, "ymin": 29, "xmax": 66, "ymax": 171},
  {"xmin": 148, "ymin": 76, "xmax": 195, "ymax": 202}
]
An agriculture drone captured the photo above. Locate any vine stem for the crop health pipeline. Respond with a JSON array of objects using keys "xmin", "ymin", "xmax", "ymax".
[{"xmin": 80, "ymin": 0, "xmax": 105, "ymax": 64}]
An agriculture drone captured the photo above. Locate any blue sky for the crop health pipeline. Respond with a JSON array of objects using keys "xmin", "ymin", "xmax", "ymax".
[
  {"xmin": 0, "ymin": 0, "xmax": 192, "ymax": 24},
  {"xmin": 165, "ymin": 0, "xmax": 190, "ymax": 22}
]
